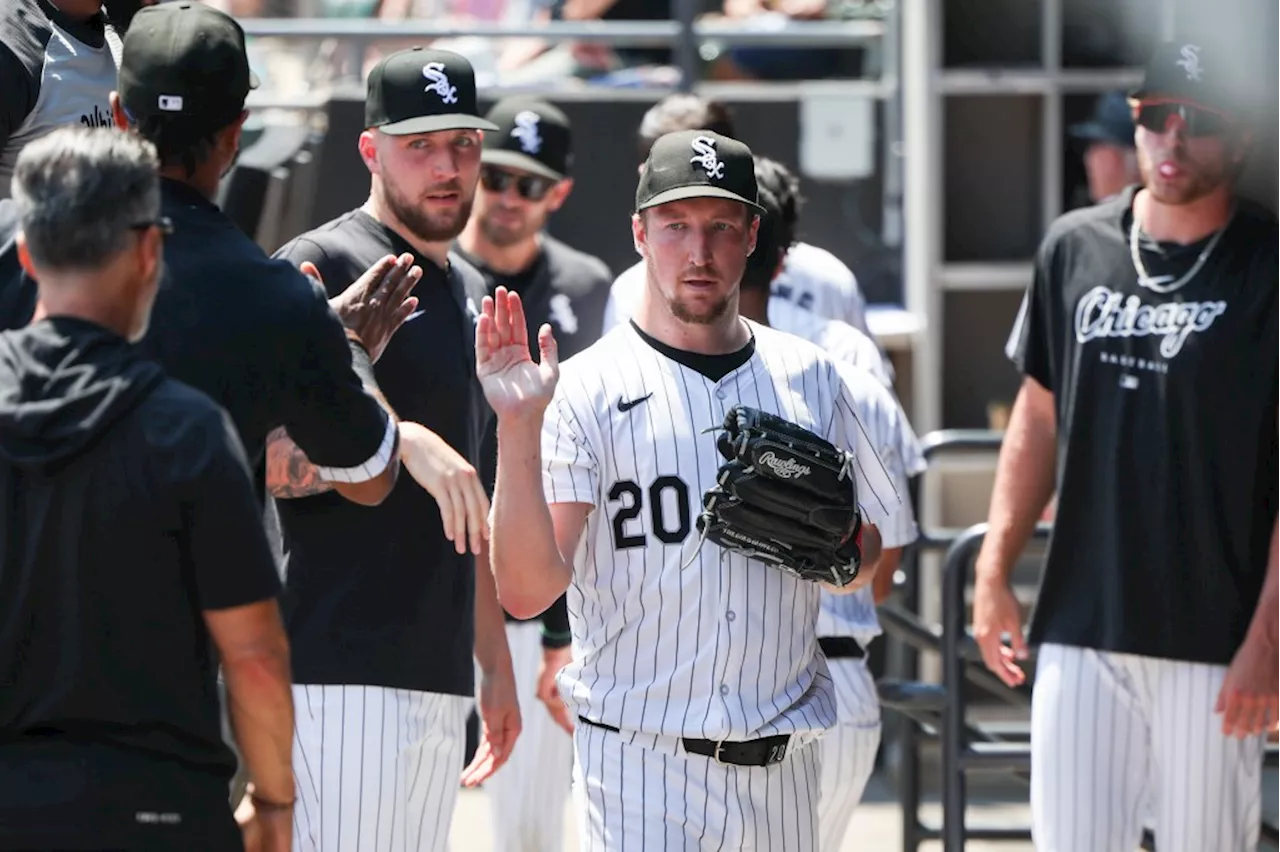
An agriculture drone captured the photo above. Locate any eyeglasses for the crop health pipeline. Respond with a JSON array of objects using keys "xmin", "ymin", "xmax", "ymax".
[
  {"xmin": 130, "ymin": 216, "xmax": 175, "ymax": 236},
  {"xmin": 1133, "ymin": 101, "xmax": 1231, "ymax": 138},
  {"xmin": 479, "ymin": 166, "xmax": 555, "ymax": 202}
]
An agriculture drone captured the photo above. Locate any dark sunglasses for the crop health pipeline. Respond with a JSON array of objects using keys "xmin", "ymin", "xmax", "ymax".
[
  {"xmin": 480, "ymin": 166, "xmax": 554, "ymax": 202},
  {"xmin": 129, "ymin": 216, "xmax": 175, "ymax": 236},
  {"xmin": 1134, "ymin": 102, "xmax": 1231, "ymax": 138}
]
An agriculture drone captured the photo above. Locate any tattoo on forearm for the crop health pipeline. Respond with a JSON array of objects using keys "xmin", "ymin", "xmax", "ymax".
[{"xmin": 265, "ymin": 426, "xmax": 335, "ymax": 499}]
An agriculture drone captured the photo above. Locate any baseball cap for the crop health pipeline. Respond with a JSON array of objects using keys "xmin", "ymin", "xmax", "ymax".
[
  {"xmin": 1068, "ymin": 91, "xmax": 1135, "ymax": 148},
  {"xmin": 481, "ymin": 98, "xmax": 573, "ymax": 181},
  {"xmin": 365, "ymin": 48, "xmax": 499, "ymax": 135},
  {"xmin": 635, "ymin": 129, "xmax": 764, "ymax": 214},
  {"xmin": 1129, "ymin": 41, "xmax": 1237, "ymax": 113},
  {"xmin": 117, "ymin": 3, "xmax": 259, "ymax": 125}
]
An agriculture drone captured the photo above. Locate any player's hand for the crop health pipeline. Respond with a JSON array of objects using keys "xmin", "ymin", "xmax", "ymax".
[
  {"xmin": 476, "ymin": 286, "xmax": 559, "ymax": 422},
  {"xmin": 537, "ymin": 645, "xmax": 575, "ymax": 735},
  {"xmin": 398, "ymin": 421, "xmax": 490, "ymax": 555},
  {"xmin": 307, "ymin": 253, "xmax": 421, "ymax": 364},
  {"xmin": 234, "ymin": 791, "xmax": 291, "ymax": 852},
  {"xmin": 462, "ymin": 664, "xmax": 522, "ymax": 787},
  {"xmin": 972, "ymin": 574, "xmax": 1028, "ymax": 687},
  {"xmin": 1215, "ymin": 632, "xmax": 1279, "ymax": 738}
]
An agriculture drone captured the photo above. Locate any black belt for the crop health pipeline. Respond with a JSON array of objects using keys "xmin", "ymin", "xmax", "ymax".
[
  {"xmin": 818, "ymin": 636, "xmax": 865, "ymax": 659},
  {"xmin": 577, "ymin": 717, "xmax": 790, "ymax": 767}
]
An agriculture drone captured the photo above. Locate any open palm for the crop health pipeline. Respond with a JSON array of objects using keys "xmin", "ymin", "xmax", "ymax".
[{"xmin": 476, "ymin": 286, "xmax": 559, "ymax": 419}]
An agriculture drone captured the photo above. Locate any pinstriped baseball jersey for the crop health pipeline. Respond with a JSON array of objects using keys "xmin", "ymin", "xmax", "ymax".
[
  {"xmin": 814, "ymin": 360, "xmax": 924, "ymax": 645},
  {"xmin": 768, "ymin": 298, "xmax": 892, "ymax": 390},
  {"xmin": 541, "ymin": 320, "xmax": 901, "ymax": 742}
]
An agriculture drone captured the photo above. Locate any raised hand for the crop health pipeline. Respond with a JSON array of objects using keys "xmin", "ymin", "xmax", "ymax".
[
  {"xmin": 308, "ymin": 253, "xmax": 422, "ymax": 364},
  {"xmin": 476, "ymin": 286, "xmax": 559, "ymax": 420}
]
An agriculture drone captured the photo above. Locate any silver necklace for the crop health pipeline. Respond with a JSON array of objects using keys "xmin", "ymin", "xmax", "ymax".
[{"xmin": 1129, "ymin": 203, "xmax": 1234, "ymax": 295}]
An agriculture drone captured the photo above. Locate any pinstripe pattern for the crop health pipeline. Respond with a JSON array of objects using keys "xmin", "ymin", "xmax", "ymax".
[
  {"xmin": 484, "ymin": 622, "xmax": 574, "ymax": 852},
  {"xmin": 542, "ymin": 322, "xmax": 900, "ymax": 743},
  {"xmin": 815, "ymin": 658, "xmax": 882, "ymax": 851},
  {"xmin": 291, "ymin": 685, "xmax": 470, "ymax": 852},
  {"xmin": 311, "ymin": 413, "xmax": 399, "ymax": 484},
  {"xmin": 572, "ymin": 720, "xmax": 822, "ymax": 851},
  {"xmin": 1030, "ymin": 643, "xmax": 1266, "ymax": 852}
]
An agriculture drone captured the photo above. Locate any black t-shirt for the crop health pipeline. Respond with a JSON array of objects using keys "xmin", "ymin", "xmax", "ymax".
[
  {"xmin": 0, "ymin": 319, "xmax": 281, "ymax": 791},
  {"xmin": 1009, "ymin": 187, "xmax": 1278, "ymax": 664},
  {"xmin": 456, "ymin": 235, "xmax": 611, "ymax": 642},
  {"xmin": 274, "ymin": 210, "xmax": 490, "ymax": 695}
]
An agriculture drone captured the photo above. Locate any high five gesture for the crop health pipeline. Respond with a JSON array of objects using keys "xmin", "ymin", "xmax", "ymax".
[{"xmin": 476, "ymin": 286, "xmax": 560, "ymax": 420}]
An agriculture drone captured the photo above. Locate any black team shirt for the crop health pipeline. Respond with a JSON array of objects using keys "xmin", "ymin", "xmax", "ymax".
[
  {"xmin": 1008, "ymin": 186, "xmax": 1278, "ymax": 665},
  {"xmin": 275, "ymin": 210, "xmax": 489, "ymax": 696},
  {"xmin": 455, "ymin": 235, "xmax": 611, "ymax": 645}
]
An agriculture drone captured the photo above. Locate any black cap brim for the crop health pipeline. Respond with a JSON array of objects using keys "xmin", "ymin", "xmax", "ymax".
[
  {"xmin": 636, "ymin": 184, "xmax": 765, "ymax": 214},
  {"xmin": 480, "ymin": 149, "xmax": 564, "ymax": 181},
  {"xmin": 378, "ymin": 114, "xmax": 499, "ymax": 135}
]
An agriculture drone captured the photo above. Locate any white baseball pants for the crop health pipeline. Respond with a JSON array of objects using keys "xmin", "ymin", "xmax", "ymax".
[
  {"xmin": 1030, "ymin": 643, "xmax": 1266, "ymax": 852},
  {"xmin": 290, "ymin": 684, "xmax": 470, "ymax": 852},
  {"xmin": 572, "ymin": 721, "xmax": 822, "ymax": 851},
  {"xmin": 485, "ymin": 622, "xmax": 574, "ymax": 852},
  {"xmin": 815, "ymin": 656, "xmax": 882, "ymax": 851}
]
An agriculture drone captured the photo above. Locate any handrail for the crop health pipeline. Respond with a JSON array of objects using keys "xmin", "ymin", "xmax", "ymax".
[
  {"xmin": 940, "ymin": 522, "xmax": 1051, "ymax": 852},
  {"xmin": 238, "ymin": 17, "xmax": 887, "ymax": 48}
]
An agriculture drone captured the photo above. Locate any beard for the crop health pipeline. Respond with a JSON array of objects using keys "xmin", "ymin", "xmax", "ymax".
[
  {"xmin": 1138, "ymin": 146, "xmax": 1231, "ymax": 205},
  {"xmin": 383, "ymin": 177, "xmax": 473, "ymax": 244},
  {"xmin": 668, "ymin": 292, "xmax": 732, "ymax": 325},
  {"xmin": 478, "ymin": 209, "xmax": 541, "ymax": 249}
]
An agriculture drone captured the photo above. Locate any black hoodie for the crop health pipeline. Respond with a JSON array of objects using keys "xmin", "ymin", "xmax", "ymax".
[{"xmin": 0, "ymin": 318, "xmax": 280, "ymax": 827}]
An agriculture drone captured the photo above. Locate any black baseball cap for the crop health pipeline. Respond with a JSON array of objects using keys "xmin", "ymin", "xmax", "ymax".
[
  {"xmin": 635, "ymin": 129, "xmax": 764, "ymax": 214},
  {"xmin": 1129, "ymin": 41, "xmax": 1236, "ymax": 113},
  {"xmin": 1069, "ymin": 90, "xmax": 1135, "ymax": 148},
  {"xmin": 365, "ymin": 47, "xmax": 498, "ymax": 135},
  {"xmin": 117, "ymin": 2, "xmax": 259, "ymax": 125},
  {"xmin": 481, "ymin": 98, "xmax": 572, "ymax": 181}
]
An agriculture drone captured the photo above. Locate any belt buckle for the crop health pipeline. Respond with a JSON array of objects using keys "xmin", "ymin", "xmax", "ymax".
[{"xmin": 713, "ymin": 740, "xmax": 730, "ymax": 765}]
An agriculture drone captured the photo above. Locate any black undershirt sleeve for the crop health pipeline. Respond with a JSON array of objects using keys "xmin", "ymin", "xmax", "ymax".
[{"xmin": 0, "ymin": 43, "xmax": 35, "ymax": 146}]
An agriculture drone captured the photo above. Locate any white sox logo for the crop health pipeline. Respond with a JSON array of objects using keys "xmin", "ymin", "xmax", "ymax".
[
  {"xmin": 422, "ymin": 62, "xmax": 458, "ymax": 105},
  {"xmin": 758, "ymin": 451, "xmax": 810, "ymax": 480},
  {"xmin": 1176, "ymin": 44, "xmax": 1203, "ymax": 81},
  {"xmin": 511, "ymin": 110, "xmax": 543, "ymax": 155},
  {"xmin": 1074, "ymin": 285, "xmax": 1226, "ymax": 358},
  {"xmin": 549, "ymin": 293, "xmax": 578, "ymax": 335},
  {"xmin": 689, "ymin": 136, "xmax": 725, "ymax": 180}
]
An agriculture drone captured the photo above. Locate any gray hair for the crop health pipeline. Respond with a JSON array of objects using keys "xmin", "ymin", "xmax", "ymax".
[{"xmin": 11, "ymin": 127, "xmax": 160, "ymax": 271}]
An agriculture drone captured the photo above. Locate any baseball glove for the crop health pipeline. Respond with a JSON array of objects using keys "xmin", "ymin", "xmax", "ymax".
[{"xmin": 694, "ymin": 405, "xmax": 863, "ymax": 587}]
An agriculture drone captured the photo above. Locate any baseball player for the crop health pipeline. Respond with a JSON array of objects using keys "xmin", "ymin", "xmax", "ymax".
[
  {"xmin": 479, "ymin": 128, "xmax": 902, "ymax": 850},
  {"xmin": 600, "ymin": 94, "xmax": 872, "ymax": 338},
  {"xmin": 737, "ymin": 154, "xmax": 926, "ymax": 849},
  {"xmin": 454, "ymin": 96, "xmax": 612, "ymax": 852},
  {"xmin": 268, "ymin": 48, "xmax": 521, "ymax": 852},
  {"xmin": 973, "ymin": 41, "xmax": 1278, "ymax": 852}
]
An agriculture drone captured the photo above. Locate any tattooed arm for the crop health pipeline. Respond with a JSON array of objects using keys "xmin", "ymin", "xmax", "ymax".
[{"xmin": 265, "ymin": 427, "xmax": 337, "ymax": 499}]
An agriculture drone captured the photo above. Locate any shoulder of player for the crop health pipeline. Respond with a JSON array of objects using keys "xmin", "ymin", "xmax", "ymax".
[
  {"xmin": 785, "ymin": 242, "xmax": 857, "ymax": 288},
  {"xmin": 0, "ymin": 0, "xmax": 46, "ymax": 112},
  {"xmin": 1040, "ymin": 190, "xmax": 1130, "ymax": 254},
  {"xmin": 1228, "ymin": 197, "xmax": 1279, "ymax": 251},
  {"xmin": 540, "ymin": 235, "xmax": 612, "ymax": 288},
  {"xmin": 553, "ymin": 326, "xmax": 640, "ymax": 401},
  {"xmin": 751, "ymin": 320, "xmax": 833, "ymax": 366},
  {"xmin": 609, "ymin": 259, "xmax": 645, "ymax": 293},
  {"xmin": 137, "ymin": 378, "xmax": 248, "ymax": 473}
]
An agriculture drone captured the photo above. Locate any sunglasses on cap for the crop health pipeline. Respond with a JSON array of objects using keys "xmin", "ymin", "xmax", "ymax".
[
  {"xmin": 479, "ymin": 165, "xmax": 555, "ymax": 202},
  {"xmin": 1133, "ymin": 101, "xmax": 1231, "ymax": 138}
]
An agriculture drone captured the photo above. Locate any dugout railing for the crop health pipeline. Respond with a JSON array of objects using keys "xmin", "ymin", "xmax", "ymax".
[{"xmin": 877, "ymin": 430, "xmax": 1280, "ymax": 852}]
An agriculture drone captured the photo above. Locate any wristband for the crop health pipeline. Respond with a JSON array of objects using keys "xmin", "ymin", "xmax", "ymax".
[{"xmin": 541, "ymin": 628, "xmax": 572, "ymax": 649}]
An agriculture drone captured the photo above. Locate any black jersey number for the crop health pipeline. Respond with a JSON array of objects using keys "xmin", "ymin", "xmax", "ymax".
[{"xmin": 608, "ymin": 477, "xmax": 692, "ymax": 550}]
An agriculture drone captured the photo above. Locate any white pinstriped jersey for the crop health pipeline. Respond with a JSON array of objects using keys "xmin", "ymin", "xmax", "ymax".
[
  {"xmin": 768, "ymin": 298, "xmax": 892, "ymax": 390},
  {"xmin": 814, "ymin": 361, "xmax": 924, "ymax": 644},
  {"xmin": 541, "ymin": 320, "xmax": 902, "ymax": 742},
  {"xmin": 602, "ymin": 243, "xmax": 871, "ymax": 337}
]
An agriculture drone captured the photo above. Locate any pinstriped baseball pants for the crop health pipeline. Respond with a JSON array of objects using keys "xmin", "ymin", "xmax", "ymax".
[
  {"xmin": 815, "ymin": 656, "xmax": 882, "ymax": 851},
  {"xmin": 290, "ymin": 684, "xmax": 471, "ymax": 852},
  {"xmin": 572, "ymin": 722, "xmax": 822, "ymax": 851},
  {"xmin": 1031, "ymin": 643, "xmax": 1265, "ymax": 852}
]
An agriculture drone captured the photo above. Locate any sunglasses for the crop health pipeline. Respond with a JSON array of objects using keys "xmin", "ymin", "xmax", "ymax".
[
  {"xmin": 129, "ymin": 216, "xmax": 175, "ymax": 236},
  {"xmin": 1133, "ymin": 102, "xmax": 1231, "ymax": 138},
  {"xmin": 480, "ymin": 166, "xmax": 555, "ymax": 202}
]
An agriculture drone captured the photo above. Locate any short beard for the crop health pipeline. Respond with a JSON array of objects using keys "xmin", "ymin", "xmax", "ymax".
[
  {"xmin": 668, "ymin": 292, "xmax": 731, "ymax": 325},
  {"xmin": 383, "ymin": 178, "xmax": 473, "ymax": 244},
  {"xmin": 478, "ymin": 214, "xmax": 533, "ymax": 249}
]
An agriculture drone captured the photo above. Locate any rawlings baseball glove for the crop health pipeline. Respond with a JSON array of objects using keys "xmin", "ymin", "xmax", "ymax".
[{"xmin": 694, "ymin": 405, "xmax": 863, "ymax": 587}]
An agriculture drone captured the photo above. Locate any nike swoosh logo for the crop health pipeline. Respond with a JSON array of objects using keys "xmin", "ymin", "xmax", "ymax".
[
  {"xmin": 406, "ymin": 310, "xmax": 426, "ymax": 322},
  {"xmin": 617, "ymin": 394, "xmax": 653, "ymax": 413}
]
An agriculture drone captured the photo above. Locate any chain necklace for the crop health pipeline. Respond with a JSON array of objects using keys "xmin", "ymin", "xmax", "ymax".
[{"xmin": 1129, "ymin": 202, "xmax": 1234, "ymax": 295}]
